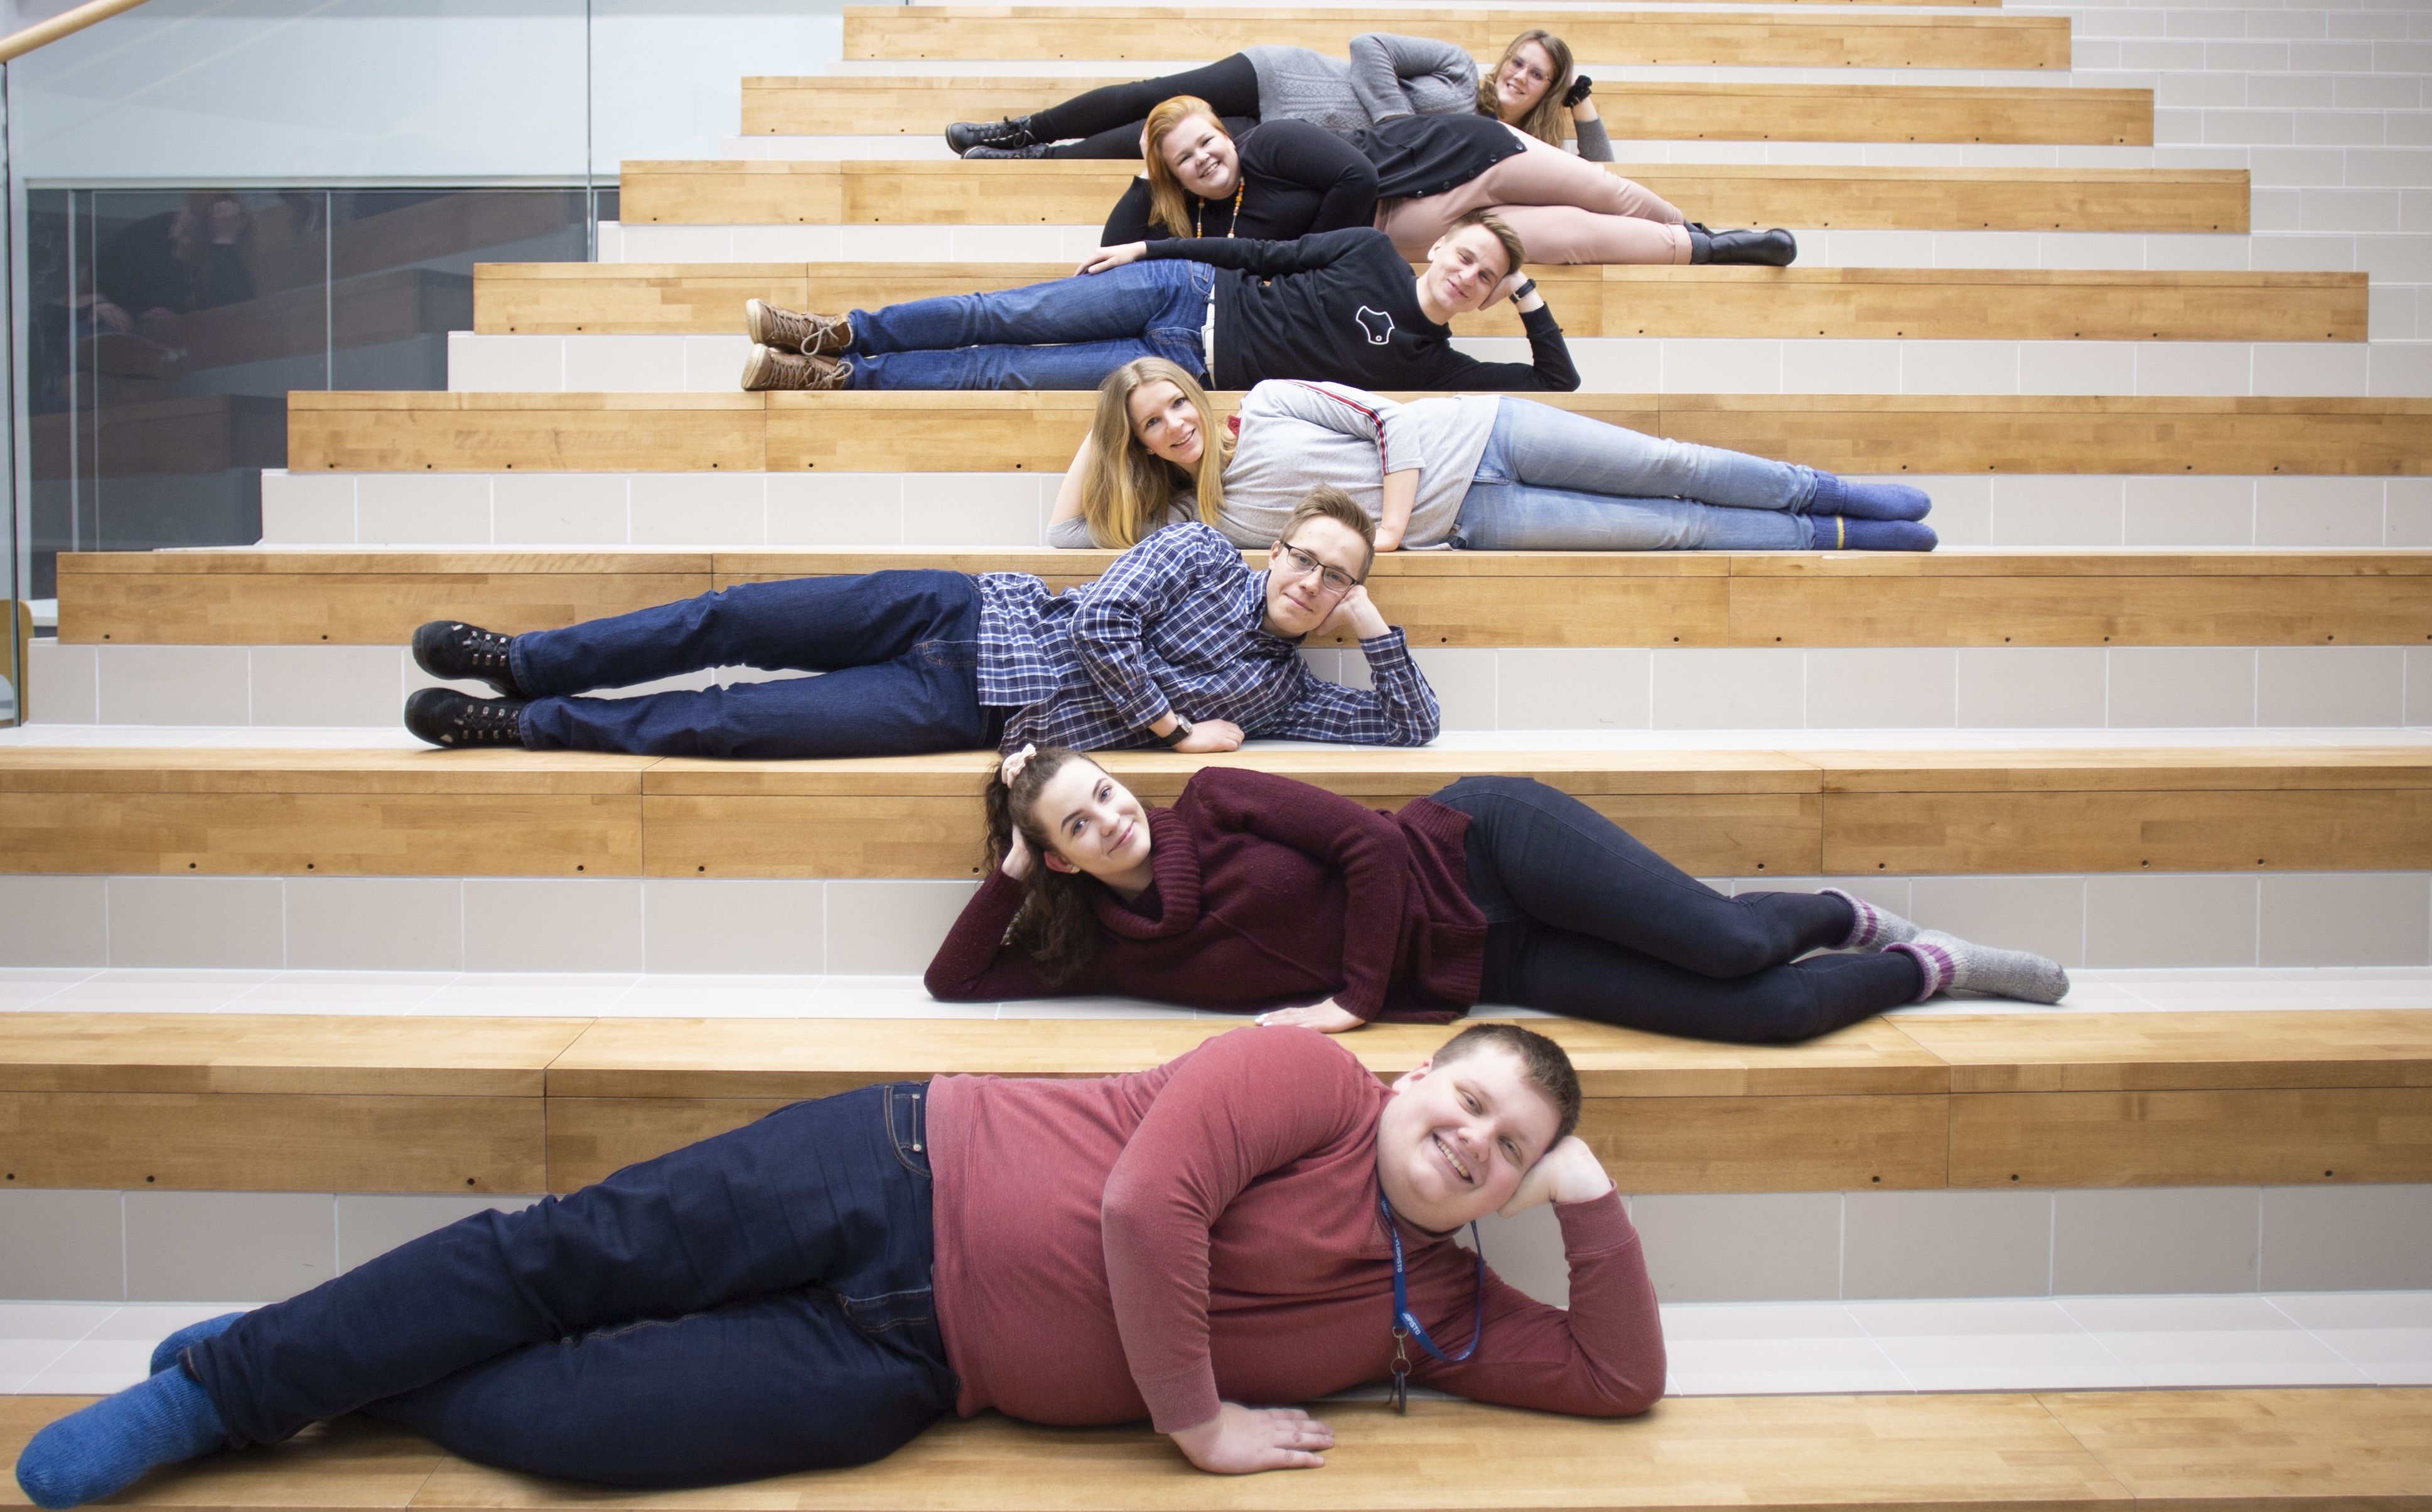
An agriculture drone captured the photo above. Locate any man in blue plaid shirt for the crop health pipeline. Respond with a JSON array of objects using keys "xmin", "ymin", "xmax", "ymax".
[{"xmin": 402, "ymin": 488, "xmax": 1438, "ymax": 759}]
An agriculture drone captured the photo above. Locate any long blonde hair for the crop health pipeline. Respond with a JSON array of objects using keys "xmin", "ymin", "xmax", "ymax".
[
  {"xmin": 1477, "ymin": 29, "xmax": 1577, "ymax": 149},
  {"xmin": 1140, "ymin": 96, "xmax": 1231, "ymax": 239},
  {"xmin": 1082, "ymin": 358, "xmax": 1234, "ymax": 548}
]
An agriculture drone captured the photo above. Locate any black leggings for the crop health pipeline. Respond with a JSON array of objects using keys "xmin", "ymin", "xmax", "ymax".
[
  {"xmin": 1431, "ymin": 776, "xmax": 1924, "ymax": 1044},
  {"xmin": 1028, "ymin": 53, "xmax": 1262, "ymax": 159}
]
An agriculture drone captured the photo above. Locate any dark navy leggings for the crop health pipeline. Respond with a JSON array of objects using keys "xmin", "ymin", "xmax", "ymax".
[
  {"xmin": 183, "ymin": 1085, "xmax": 954, "ymax": 1489},
  {"xmin": 1431, "ymin": 776, "xmax": 1924, "ymax": 1044},
  {"xmin": 1028, "ymin": 53, "xmax": 1262, "ymax": 158}
]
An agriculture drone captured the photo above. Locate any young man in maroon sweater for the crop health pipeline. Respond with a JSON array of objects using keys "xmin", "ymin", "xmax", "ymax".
[{"xmin": 18, "ymin": 1026, "xmax": 1662, "ymax": 1506}]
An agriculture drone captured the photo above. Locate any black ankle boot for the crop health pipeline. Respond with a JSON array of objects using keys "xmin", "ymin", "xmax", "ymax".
[
  {"xmin": 961, "ymin": 141, "xmax": 1053, "ymax": 160},
  {"xmin": 946, "ymin": 115, "xmax": 1038, "ymax": 154},
  {"xmin": 405, "ymin": 688, "xmax": 529, "ymax": 749},
  {"xmin": 1687, "ymin": 223, "xmax": 1799, "ymax": 267},
  {"xmin": 412, "ymin": 619, "xmax": 524, "ymax": 697}
]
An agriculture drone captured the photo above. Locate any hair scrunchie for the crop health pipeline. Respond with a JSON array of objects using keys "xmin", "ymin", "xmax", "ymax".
[{"xmin": 1000, "ymin": 743, "xmax": 1040, "ymax": 786}]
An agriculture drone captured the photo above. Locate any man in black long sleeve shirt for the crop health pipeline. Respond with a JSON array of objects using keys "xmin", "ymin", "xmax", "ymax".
[{"xmin": 739, "ymin": 215, "xmax": 1578, "ymax": 395}]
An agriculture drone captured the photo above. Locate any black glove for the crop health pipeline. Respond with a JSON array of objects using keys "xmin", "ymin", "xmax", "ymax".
[{"xmin": 1562, "ymin": 74, "xmax": 1593, "ymax": 107}]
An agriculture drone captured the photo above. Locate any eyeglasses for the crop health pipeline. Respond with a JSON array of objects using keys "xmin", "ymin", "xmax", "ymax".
[{"xmin": 1277, "ymin": 542, "xmax": 1360, "ymax": 597}]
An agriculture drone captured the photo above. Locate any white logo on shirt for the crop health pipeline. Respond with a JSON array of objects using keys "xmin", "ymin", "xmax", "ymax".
[{"xmin": 1354, "ymin": 307, "xmax": 1395, "ymax": 345}]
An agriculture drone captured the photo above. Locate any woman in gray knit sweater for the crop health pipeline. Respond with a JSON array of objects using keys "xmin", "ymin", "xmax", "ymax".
[
  {"xmin": 1048, "ymin": 359, "xmax": 1939, "ymax": 555},
  {"xmin": 945, "ymin": 29, "xmax": 1618, "ymax": 162}
]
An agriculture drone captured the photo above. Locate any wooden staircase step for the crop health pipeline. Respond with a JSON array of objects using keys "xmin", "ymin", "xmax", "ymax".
[
  {"xmin": 3, "ymin": 1009, "xmax": 2426, "ymax": 1193},
  {"xmin": 474, "ymin": 262, "xmax": 2362, "ymax": 343},
  {"xmin": 55, "ymin": 547, "xmax": 2432, "ymax": 650},
  {"xmin": 842, "ymin": 8, "xmax": 2069, "ymax": 71},
  {"xmin": 743, "ymin": 75, "xmax": 2151, "ymax": 147},
  {"xmin": 3, "ymin": 746, "xmax": 2427, "ymax": 882},
  {"xmin": 285, "ymin": 392, "xmax": 2432, "ymax": 476},
  {"xmin": 618, "ymin": 159, "xmax": 2247, "ymax": 234}
]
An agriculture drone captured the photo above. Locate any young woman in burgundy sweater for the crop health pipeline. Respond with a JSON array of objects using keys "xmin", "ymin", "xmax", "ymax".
[
  {"xmin": 18, "ymin": 1024, "xmax": 1661, "ymax": 1503},
  {"xmin": 929, "ymin": 747, "xmax": 2069, "ymax": 1039}
]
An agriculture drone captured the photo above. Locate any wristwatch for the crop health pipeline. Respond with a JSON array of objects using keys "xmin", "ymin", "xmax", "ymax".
[
  {"xmin": 1509, "ymin": 277, "xmax": 1538, "ymax": 306},
  {"xmin": 1156, "ymin": 714, "xmax": 1194, "ymax": 748}
]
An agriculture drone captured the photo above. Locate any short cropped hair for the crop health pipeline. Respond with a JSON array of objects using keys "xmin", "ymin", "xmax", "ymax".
[
  {"xmin": 1433, "ymin": 1022, "xmax": 1582, "ymax": 1143},
  {"xmin": 1450, "ymin": 208, "xmax": 1528, "ymax": 284},
  {"xmin": 1278, "ymin": 484, "xmax": 1377, "ymax": 577}
]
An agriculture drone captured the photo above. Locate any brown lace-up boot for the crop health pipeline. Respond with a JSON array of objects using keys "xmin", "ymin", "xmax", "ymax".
[
  {"xmin": 741, "ymin": 345, "xmax": 849, "ymax": 392},
  {"xmin": 744, "ymin": 299, "xmax": 851, "ymax": 357}
]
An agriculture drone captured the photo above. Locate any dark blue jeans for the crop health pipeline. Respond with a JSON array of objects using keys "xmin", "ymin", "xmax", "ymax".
[
  {"xmin": 513, "ymin": 569, "xmax": 1001, "ymax": 759},
  {"xmin": 1431, "ymin": 776, "xmax": 1922, "ymax": 1044},
  {"xmin": 183, "ymin": 1084, "xmax": 953, "ymax": 1489},
  {"xmin": 845, "ymin": 259, "xmax": 1214, "ymax": 390}
]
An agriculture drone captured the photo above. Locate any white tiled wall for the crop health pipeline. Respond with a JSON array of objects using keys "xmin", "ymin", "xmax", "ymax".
[
  {"xmin": 2, "ymin": 870, "xmax": 2424, "ymax": 972},
  {"xmin": 6, "ymin": 1182, "xmax": 2424, "ymax": 1307},
  {"xmin": 255, "ymin": 469, "xmax": 2432, "ymax": 549},
  {"xmin": 35, "ymin": 638, "xmax": 2432, "ymax": 732}
]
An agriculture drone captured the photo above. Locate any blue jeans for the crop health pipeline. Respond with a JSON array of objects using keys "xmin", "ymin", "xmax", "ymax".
[
  {"xmin": 1452, "ymin": 397, "xmax": 1819, "ymax": 551},
  {"xmin": 846, "ymin": 259, "xmax": 1213, "ymax": 390},
  {"xmin": 1433, "ymin": 777, "xmax": 1922, "ymax": 1043},
  {"xmin": 512, "ymin": 570, "xmax": 999, "ymax": 759},
  {"xmin": 181, "ymin": 1084, "xmax": 954, "ymax": 1489}
]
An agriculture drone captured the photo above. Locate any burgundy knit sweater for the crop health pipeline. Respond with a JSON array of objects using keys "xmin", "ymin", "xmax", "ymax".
[{"xmin": 924, "ymin": 765, "xmax": 1489, "ymax": 1022}]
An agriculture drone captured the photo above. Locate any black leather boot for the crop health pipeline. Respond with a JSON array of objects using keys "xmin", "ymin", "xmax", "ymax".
[
  {"xmin": 946, "ymin": 115, "xmax": 1040, "ymax": 154},
  {"xmin": 1686, "ymin": 223, "xmax": 1799, "ymax": 267}
]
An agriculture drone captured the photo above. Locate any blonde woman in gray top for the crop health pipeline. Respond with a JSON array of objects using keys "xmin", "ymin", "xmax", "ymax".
[{"xmin": 1049, "ymin": 360, "xmax": 1941, "ymax": 554}]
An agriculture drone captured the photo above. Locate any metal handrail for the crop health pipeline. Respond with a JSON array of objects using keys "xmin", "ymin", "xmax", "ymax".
[{"xmin": 0, "ymin": 0, "xmax": 153, "ymax": 64}]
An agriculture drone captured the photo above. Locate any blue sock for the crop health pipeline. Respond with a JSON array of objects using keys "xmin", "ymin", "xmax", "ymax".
[
  {"xmin": 14, "ymin": 1368, "xmax": 229, "ymax": 1510},
  {"xmin": 1817, "ymin": 517, "xmax": 1937, "ymax": 552},
  {"xmin": 148, "ymin": 1312, "xmax": 244, "ymax": 1378},
  {"xmin": 1811, "ymin": 473, "xmax": 1932, "ymax": 522}
]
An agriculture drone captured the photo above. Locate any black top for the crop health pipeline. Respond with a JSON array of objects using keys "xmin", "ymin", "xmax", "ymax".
[
  {"xmin": 1141, "ymin": 228, "xmax": 1578, "ymax": 393},
  {"xmin": 1101, "ymin": 121, "xmax": 1379, "ymax": 247},
  {"xmin": 1342, "ymin": 114, "xmax": 1527, "ymax": 200}
]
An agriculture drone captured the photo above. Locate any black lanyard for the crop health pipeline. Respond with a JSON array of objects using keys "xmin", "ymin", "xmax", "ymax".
[{"xmin": 1377, "ymin": 1190, "xmax": 1485, "ymax": 1413}]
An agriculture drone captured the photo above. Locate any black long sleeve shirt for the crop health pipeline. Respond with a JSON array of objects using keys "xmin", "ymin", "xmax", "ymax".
[
  {"xmin": 1141, "ymin": 228, "xmax": 1578, "ymax": 392},
  {"xmin": 1102, "ymin": 121, "xmax": 1379, "ymax": 247},
  {"xmin": 1341, "ymin": 113, "xmax": 1527, "ymax": 200}
]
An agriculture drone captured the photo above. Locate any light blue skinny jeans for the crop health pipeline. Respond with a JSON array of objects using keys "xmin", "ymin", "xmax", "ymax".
[{"xmin": 1452, "ymin": 398, "xmax": 1819, "ymax": 551}]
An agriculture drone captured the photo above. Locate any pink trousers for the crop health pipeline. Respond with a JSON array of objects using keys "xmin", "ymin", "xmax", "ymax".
[{"xmin": 1374, "ymin": 128, "xmax": 1692, "ymax": 266}]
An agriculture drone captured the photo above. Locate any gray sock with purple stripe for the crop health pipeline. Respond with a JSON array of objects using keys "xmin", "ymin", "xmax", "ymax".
[
  {"xmin": 1889, "ymin": 930, "xmax": 2070, "ymax": 1004},
  {"xmin": 1821, "ymin": 887, "xmax": 1919, "ymax": 951}
]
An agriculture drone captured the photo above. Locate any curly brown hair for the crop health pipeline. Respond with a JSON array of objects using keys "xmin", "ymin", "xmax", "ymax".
[{"xmin": 984, "ymin": 746, "xmax": 1112, "ymax": 987}]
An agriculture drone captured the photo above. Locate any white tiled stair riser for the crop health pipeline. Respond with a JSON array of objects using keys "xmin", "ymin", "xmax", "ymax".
[
  {"xmin": 2, "ymin": 871, "xmax": 2426, "ymax": 973},
  {"xmin": 31, "ymin": 637, "xmax": 2432, "ymax": 732},
  {"xmin": 444, "ymin": 329, "xmax": 2432, "ymax": 397},
  {"xmin": 1, "ymin": 1180, "xmax": 2425, "ymax": 1312},
  {"xmin": 254, "ymin": 469, "xmax": 2432, "ymax": 549}
]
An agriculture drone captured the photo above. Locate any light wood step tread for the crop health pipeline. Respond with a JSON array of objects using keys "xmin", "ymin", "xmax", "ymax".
[
  {"xmin": 843, "ymin": 8, "xmax": 2069, "ymax": 72},
  {"xmin": 5, "ymin": 1009, "xmax": 2427, "ymax": 1194},
  {"xmin": 474, "ymin": 263, "xmax": 2363, "ymax": 344},
  {"xmin": 743, "ymin": 75, "xmax": 2151, "ymax": 146},
  {"xmin": 55, "ymin": 547, "xmax": 2432, "ymax": 650},
  {"xmin": 6, "ymin": 1388, "xmax": 2427, "ymax": 1512},
  {"xmin": 4, "ymin": 745, "xmax": 2428, "ymax": 882},
  {"xmin": 618, "ymin": 159, "xmax": 2247, "ymax": 234},
  {"xmin": 286, "ymin": 392, "xmax": 2432, "ymax": 477}
]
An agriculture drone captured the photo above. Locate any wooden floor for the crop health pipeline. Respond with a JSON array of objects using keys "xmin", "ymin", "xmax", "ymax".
[
  {"xmin": 742, "ymin": 76, "xmax": 2153, "ymax": 146},
  {"xmin": 53, "ymin": 547, "xmax": 2432, "ymax": 650},
  {"xmin": 5, "ymin": 746, "xmax": 2429, "ymax": 881},
  {"xmin": 284, "ymin": 392, "xmax": 2432, "ymax": 476},
  {"xmin": 618, "ymin": 159, "xmax": 2247, "ymax": 234},
  {"xmin": 4, "ymin": 1008, "xmax": 2428, "ymax": 1193},
  {"xmin": 3, "ymin": 1388, "xmax": 2430, "ymax": 1511},
  {"xmin": 472, "ymin": 263, "xmax": 2364, "ymax": 343}
]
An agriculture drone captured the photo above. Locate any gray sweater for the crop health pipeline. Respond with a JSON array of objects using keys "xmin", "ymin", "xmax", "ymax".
[
  {"xmin": 1242, "ymin": 35, "xmax": 1478, "ymax": 132},
  {"xmin": 1215, "ymin": 381, "xmax": 1500, "ymax": 550}
]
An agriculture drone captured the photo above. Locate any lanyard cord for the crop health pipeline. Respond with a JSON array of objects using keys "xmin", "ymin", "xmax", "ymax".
[
  {"xmin": 1192, "ymin": 178, "xmax": 1249, "ymax": 240},
  {"xmin": 1378, "ymin": 1191, "xmax": 1486, "ymax": 1365}
]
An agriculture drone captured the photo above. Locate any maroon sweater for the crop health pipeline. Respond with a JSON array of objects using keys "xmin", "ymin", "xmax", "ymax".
[
  {"xmin": 928, "ymin": 1026, "xmax": 1667, "ymax": 1432},
  {"xmin": 925, "ymin": 766, "xmax": 1488, "ymax": 1022}
]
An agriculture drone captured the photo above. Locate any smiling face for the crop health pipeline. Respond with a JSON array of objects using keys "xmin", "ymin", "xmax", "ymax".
[
  {"xmin": 1420, "ymin": 225, "xmax": 1515, "ymax": 316},
  {"xmin": 1260, "ymin": 516, "xmax": 1367, "ymax": 639},
  {"xmin": 1375, "ymin": 1048, "xmax": 1563, "ymax": 1231},
  {"xmin": 1029, "ymin": 758, "xmax": 1153, "ymax": 886},
  {"xmin": 1493, "ymin": 40, "xmax": 1559, "ymax": 121},
  {"xmin": 1155, "ymin": 114, "xmax": 1240, "ymax": 199},
  {"xmin": 1124, "ymin": 378, "xmax": 1205, "ymax": 473}
]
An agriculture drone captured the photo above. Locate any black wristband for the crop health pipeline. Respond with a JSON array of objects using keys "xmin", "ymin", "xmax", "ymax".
[
  {"xmin": 1509, "ymin": 277, "xmax": 1538, "ymax": 305},
  {"xmin": 1156, "ymin": 715, "xmax": 1193, "ymax": 748}
]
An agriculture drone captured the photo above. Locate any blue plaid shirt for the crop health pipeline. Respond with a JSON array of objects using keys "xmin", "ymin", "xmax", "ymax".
[{"xmin": 973, "ymin": 523, "xmax": 1439, "ymax": 754}]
